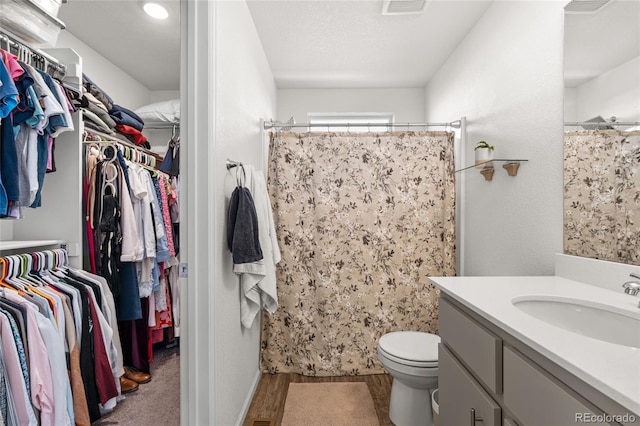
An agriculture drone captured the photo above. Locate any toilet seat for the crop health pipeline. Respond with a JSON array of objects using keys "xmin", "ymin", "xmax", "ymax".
[{"xmin": 378, "ymin": 331, "xmax": 440, "ymax": 368}]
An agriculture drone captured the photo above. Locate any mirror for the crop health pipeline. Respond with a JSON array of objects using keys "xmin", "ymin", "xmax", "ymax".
[{"xmin": 563, "ymin": 0, "xmax": 640, "ymax": 266}]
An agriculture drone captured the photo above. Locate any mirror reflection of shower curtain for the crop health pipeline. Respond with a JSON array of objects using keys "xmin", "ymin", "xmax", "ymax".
[
  {"xmin": 261, "ymin": 130, "xmax": 456, "ymax": 376},
  {"xmin": 564, "ymin": 130, "xmax": 640, "ymax": 266}
]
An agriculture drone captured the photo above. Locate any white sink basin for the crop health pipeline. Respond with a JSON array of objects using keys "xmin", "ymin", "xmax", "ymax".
[{"xmin": 512, "ymin": 295, "xmax": 640, "ymax": 348}]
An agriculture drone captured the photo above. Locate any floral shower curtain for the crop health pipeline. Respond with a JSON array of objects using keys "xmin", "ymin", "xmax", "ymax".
[
  {"xmin": 261, "ymin": 131, "xmax": 456, "ymax": 376},
  {"xmin": 564, "ymin": 130, "xmax": 640, "ymax": 265}
]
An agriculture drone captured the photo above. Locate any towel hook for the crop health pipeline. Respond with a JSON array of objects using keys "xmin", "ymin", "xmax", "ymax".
[{"xmin": 235, "ymin": 163, "xmax": 246, "ymax": 187}]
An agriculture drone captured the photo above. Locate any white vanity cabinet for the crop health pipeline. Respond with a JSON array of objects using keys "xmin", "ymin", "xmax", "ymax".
[{"xmin": 438, "ymin": 295, "xmax": 629, "ymax": 426}]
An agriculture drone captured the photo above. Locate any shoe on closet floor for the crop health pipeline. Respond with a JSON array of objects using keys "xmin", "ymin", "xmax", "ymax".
[
  {"xmin": 124, "ymin": 366, "xmax": 152, "ymax": 384},
  {"xmin": 120, "ymin": 376, "xmax": 139, "ymax": 394}
]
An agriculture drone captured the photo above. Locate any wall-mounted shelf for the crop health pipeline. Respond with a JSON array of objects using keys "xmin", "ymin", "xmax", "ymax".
[
  {"xmin": 456, "ymin": 159, "xmax": 528, "ymax": 181},
  {"xmin": 0, "ymin": 240, "xmax": 65, "ymax": 256}
]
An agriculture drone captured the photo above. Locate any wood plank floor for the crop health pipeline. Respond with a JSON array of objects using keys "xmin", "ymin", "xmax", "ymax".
[{"xmin": 243, "ymin": 373, "xmax": 394, "ymax": 426}]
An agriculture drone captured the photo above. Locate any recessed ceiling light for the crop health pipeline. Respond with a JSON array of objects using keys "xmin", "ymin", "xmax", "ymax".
[{"xmin": 143, "ymin": 2, "xmax": 169, "ymax": 20}]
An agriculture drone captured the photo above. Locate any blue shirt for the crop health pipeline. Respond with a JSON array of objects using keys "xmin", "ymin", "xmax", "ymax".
[{"xmin": 0, "ymin": 60, "xmax": 18, "ymax": 118}]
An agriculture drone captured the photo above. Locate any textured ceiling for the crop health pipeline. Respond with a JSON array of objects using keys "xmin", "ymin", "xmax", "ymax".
[
  {"xmin": 58, "ymin": 0, "xmax": 181, "ymax": 91},
  {"xmin": 246, "ymin": 0, "xmax": 493, "ymax": 88},
  {"xmin": 57, "ymin": 0, "xmax": 636, "ymax": 92},
  {"xmin": 564, "ymin": 0, "xmax": 640, "ymax": 88},
  {"xmin": 58, "ymin": 0, "xmax": 493, "ymax": 91}
]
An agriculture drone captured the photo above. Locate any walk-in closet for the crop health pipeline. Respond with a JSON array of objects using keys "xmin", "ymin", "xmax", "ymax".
[{"xmin": 0, "ymin": 1, "xmax": 182, "ymax": 424}]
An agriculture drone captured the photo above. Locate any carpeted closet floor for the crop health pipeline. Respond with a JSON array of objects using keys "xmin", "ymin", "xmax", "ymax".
[{"xmin": 93, "ymin": 344, "xmax": 180, "ymax": 425}]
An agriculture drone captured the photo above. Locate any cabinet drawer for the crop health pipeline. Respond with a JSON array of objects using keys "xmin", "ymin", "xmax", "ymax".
[
  {"xmin": 503, "ymin": 346, "xmax": 608, "ymax": 426},
  {"xmin": 439, "ymin": 343, "xmax": 501, "ymax": 426},
  {"xmin": 439, "ymin": 297, "xmax": 502, "ymax": 393}
]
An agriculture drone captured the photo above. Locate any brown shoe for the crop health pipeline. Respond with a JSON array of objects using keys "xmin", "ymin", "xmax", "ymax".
[
  {"xmin": 124, "ymin": 366, "xmax": 152, "ymax": 384},
  {"xmin": 120, "ymin": 376, "xmax": 139, "ymax": 393}
]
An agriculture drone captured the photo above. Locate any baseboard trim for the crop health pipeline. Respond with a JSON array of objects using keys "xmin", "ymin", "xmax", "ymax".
[{"xmin": 236, "ymin": 369, "xmax": 262, "ymax": 426}]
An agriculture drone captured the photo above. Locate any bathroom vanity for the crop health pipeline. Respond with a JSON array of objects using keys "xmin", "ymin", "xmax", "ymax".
[{"xmin": 430, "ymin": 274, "xmax": 640, "ymax": 426}]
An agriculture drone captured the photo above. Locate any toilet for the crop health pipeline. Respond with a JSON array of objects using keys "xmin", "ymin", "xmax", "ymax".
[{"xmin": 377, "ymin": 331, "xmax": 440, "ymax": 426}]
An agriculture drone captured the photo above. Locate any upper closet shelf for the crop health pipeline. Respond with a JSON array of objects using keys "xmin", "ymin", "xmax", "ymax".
[{"xmin": 0, "ymin": 240, "xmax": 65, "ymax": 253}]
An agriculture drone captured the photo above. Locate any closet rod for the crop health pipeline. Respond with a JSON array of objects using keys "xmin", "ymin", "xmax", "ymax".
[
  {"xmin": 82, "ymin": 128, "xmax": 163, "ymax": 162},
  {"xmin": 263, "ymin": 119, "xmax": 462, "ymax": 130},
  {"xmin": 143, "ymin": 122, "xmax": 180, "ymax": 130},
  {"xmin": 0, "ymin": 30, "xmax": 66, "ymax": 76}
]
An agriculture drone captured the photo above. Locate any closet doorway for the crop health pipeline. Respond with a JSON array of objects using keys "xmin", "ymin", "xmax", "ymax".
[{"xmin": 56, "ymin": 1, "xmax": 183, "ymax": 424}]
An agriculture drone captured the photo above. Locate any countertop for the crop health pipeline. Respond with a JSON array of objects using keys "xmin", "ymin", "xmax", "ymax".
[{"xmin": 429, "ymin": 275, "xmax": 640, "ymax": 416}]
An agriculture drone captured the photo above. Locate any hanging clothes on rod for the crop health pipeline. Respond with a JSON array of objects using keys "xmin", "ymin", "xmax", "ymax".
[
  {"xmin": 0, "ymin": 247, "xmax": 126, "ymax": 425},
  {"xmin": 82, "ymin": 129, "xmax": 162, "ymax": 167},
  {"xmin": 0, "ymin": 33, "xmax": 75, "ymax": 220},
  {"xmin": 158, "ymin": 125, "xmax": 180, "ymax": 177},
  {"xmin": 0, "ymin": 31, "xmax": 67, "ymax": 80},
  {"xmin": 82, "ymin": 133, "xmax": 181, "ymax": 388}
]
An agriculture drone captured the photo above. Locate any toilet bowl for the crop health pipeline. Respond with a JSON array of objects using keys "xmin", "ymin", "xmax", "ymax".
[{"xmin": 377, "ymin": 331, "xmax": 440, "ymax": 426}]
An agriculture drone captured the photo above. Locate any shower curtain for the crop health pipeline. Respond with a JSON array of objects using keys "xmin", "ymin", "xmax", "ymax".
[
  {"xmin": 261, "ymin": 131, "xmax": 456, "ymax": 376},
  {"xmin": 564, "ymin": 129, "xmax": 640, "ymax": 265}
]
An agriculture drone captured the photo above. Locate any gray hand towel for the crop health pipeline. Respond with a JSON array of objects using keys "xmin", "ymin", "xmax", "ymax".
[{"xmin": 227, "ymin": 186, "xmax": 263, "ymax": 264}]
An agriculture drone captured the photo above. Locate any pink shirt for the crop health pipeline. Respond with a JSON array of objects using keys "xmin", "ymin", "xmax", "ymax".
[{"xmin": 0, "ymin": 49, "xmax": 25, "ymax": 80}]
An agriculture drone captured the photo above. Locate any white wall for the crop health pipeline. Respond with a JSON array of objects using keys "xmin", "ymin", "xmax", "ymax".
[
  {"xmin": 56, "ymin": 31, "xmax": 151, "ymax": 109},
  {"xmin": 0, "ymin": 221, "xmax": 13, "ymax": 241},
  {"xmin": 425, "ymin": 1, "xmax": 565, "ymax": 276},
  {"xmin": 58, "ymin": 32, "xmax": 179, "ymax": 108},
  {"xmin": 150, "ymin": 90, "xmax": 180, "ymax": 103},
  {"xmin": 55, "ymin": 32, "xmax": 179, "ymax": 158},
  {"xmin": 214, "ymin": 1, "xmax": 277, "ymax": 424},
  {"xmin": 564, "ymin": 87, "xmax": 578, "ymax": 123},
  {"xmin": 277, "ymin": 88, "xmax": 424, "ymax": 124},
  {"xmin": 566, "ymin": 56, "xmax": 640, "ymax": 124}
]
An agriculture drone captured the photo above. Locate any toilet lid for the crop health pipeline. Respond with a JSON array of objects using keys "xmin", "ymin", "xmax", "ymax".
[{"xmin": 378, "ymin": 331, "xmax": 440, "ymax": 364}]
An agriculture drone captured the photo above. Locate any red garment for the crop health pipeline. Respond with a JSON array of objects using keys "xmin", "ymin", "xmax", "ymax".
[
  {"xmin": 151, "ymin": 328, "xmax": 164, "ymax": 344},
  {"xmin": 0, "ymin": 49, "xmax": 25, "ymax": 80},
  {"xmin": 115, "ymin": 124, "xmax": 148, "ymax": 146},
  {"xmin": 88, "ymin": 298, "xmax": 119, "ymax": 404}
]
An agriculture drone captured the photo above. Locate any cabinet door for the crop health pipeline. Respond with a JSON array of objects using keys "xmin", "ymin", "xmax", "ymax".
[
  {"xmin": 503, "ymin": 346, "xmax": 608, "ymax": 426},
  {"xmin": 439, "ymin": 297, "xmax": 502, "ymax": 393},
  {"xmin": 439, "ymin": 343, "xmax": 501, "ymax": 426}
]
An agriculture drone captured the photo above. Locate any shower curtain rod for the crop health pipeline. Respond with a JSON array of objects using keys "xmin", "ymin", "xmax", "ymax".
[
  {"xmin": 564, "ymin": 121, "xmax": 640, "ymax": 127},
  {"xmin": 263, "ymin": 120, "xmax": 462, "ymax": 130}
]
